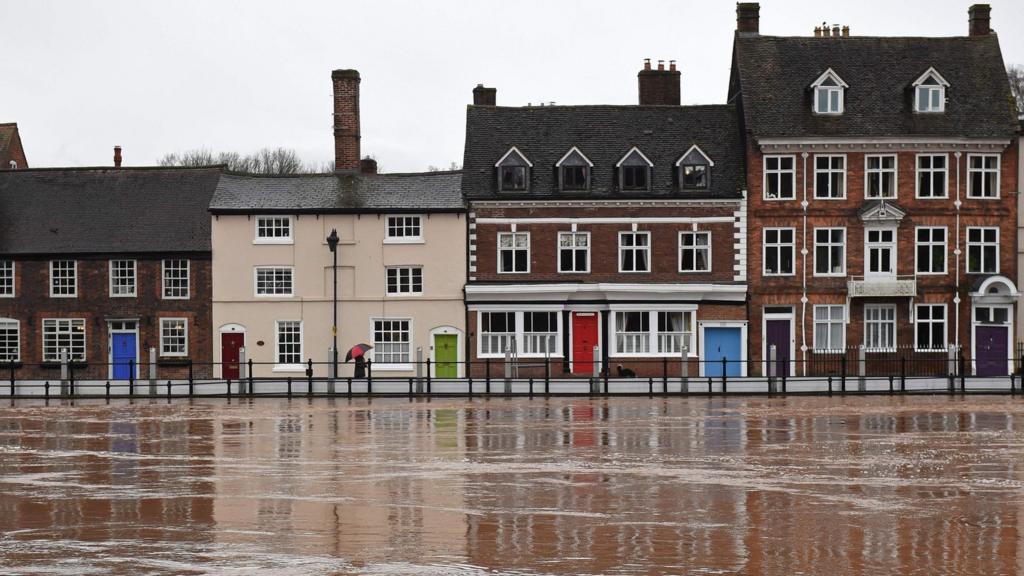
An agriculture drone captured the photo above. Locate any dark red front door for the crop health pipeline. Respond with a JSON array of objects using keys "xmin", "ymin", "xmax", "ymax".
[
  {"xmin": 572, "ymin": 312, "xmax": 599, "ymax": 374},
  {"xmin": 765, "ymin": 319, "xmax": 790, "ymax": 377},
  {"xmin": 976, "ymin": 326, "xmax": 1008, "ymax": 376},
  {"xmin": 221, "ymin": 333, "xmax": 244, "ymax": 379}
]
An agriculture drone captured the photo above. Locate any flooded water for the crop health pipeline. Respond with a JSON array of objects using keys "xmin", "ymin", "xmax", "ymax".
[{"xmin": 1, "ymin": 396, "xmax": 1024, "ymax": 575}]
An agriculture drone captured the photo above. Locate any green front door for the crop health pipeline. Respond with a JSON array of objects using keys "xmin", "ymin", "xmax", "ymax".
[{"xmin": 434, "ymin": 334, "xmax": 458, "ymax": 378}]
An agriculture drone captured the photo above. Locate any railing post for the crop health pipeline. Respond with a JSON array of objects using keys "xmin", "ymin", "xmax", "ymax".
[
  {"xmin": 721, "ymin": 357, "xmax": 727, "ymax": 392},
  {"xmin": 287, "ymin": 376, "xmax": 292, "ymax": 398},
  {"xmin": 237, "ymin": 347, "xmax": 247, "ymax": 396},
  {"xmin": 768, "ymin": 344, "xmax": 777, "ymax": 394},
  {"xmin": 858, "ymin": 345, "xmax": 866, "ymax": 392},
  {"xmin": 827, "ymin": 375, "xmax": 833, "ymax": 396},
  {"xmin": 408, "ymin": 377, "xmax": 414, "ymax": 399},
  {"xmin": 544, "ymin": 357, "xmax": 550, "ymax": 395},
  {"xmin": 528, "ymin": 377, "xmax": 533, "ymax": 398},
  {"xmin": 662, "ymin": 357, "xmax": 668, "ymax": 391},
  {"xmin": 959, "ymin": 348, "xmax": 966, "ymax": 393},
  {"xmin": 415, "ymin": 347, "xmax": 424, "ymax": 394},
  {"xmin": 128, "ymin": 356, "xmax": 134, "ymax": 397},
  {"xmin": 888, "ymin": 374, "xmax": 894, "ymax": 394},
  {"xmin": 840, "ymin": 354, "xmax": 847, "ymax": 393},
  {"xmin": 226, "ymin": 378, "xmax": 232, "ymax": 398},
  {"xmin": 167, "ymin": 380, "xmax": 172, "ymax": 399},
  {"xmin": 648, "ymin": 376, "xmax": 653, "ymax": 397},
  {"xmin": 707, "ymin": 376, "xmax": 712, "ymax": 396},
  {"xmin": 188, "ymin": 360, "xmax": 194, "ymax": 397},
  {"xmin": 504, "ymin": 346, "xmax": 513, "ymax": 396},
  {"xmin": 44, "ymin": 380, "xmax": 50, "ymax": 399},
  {"xmin": 149, "ymin": 347, "xmax": 158, "ymax": 397},
  {"xmin": 947, "ymin": 345, "xmax": 956, "ymax": 394},
  {"xmin": 105, "ymin": 380, "xmax": 110, "ymax": 401},
  {"xmin": 900, "ymin": 356, "xmax": 906, "ymax": 392},
  {"xmin": 680, "ymin": 344, "xmax": 689, "ymax": 394},
  {"xmin": 307, "ymin": 359, "xmax": 314, "ymax": 396},
  {"xmin": 469, "ymin": 373, "xmax": 474, "ymax": 398},
  {"xmin": 485, "ymin": 358, "xmax": 491, "ymax": 396},
  {"xmin": 247, "ymin": 358, "xmax": 254, "ymax": 396},
  {"xmin": 9, "ymin": 363, "xmax": 14, "ymax": 396},
  {"xmin": 426, "ymin": 358, "xmax": 432, "ymax": 395},
  {"xmin": 367, "ymin": 359, "xmax": 373, "ymax": 396}
]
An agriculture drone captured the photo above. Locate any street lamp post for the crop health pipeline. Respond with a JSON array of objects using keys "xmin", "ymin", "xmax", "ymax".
[{"xmin": 326, "ymin": 228, "xmax": 340, "ymax": 383}]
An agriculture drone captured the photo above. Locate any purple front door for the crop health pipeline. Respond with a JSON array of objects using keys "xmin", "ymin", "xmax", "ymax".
[
  {"xmin": 765, "ymin": 319, "xmax": 790, "ymax": 377},
  {"xmin": 975, "ymin": 326, "xmax": 1008, "ymax": 376}
]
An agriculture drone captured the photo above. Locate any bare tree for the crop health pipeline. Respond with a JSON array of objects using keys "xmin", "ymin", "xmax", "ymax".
[
  {"xmin": 158, "ymin": 147, "xmax": 329, "ymax": 174},
  {"xmin": 1009, "ymin": 64, "xmax": 1024, "ymax": 116}
]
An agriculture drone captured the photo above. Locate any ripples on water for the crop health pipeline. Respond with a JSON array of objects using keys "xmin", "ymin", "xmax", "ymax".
[{"xmin": 1, "ymin": 396, "xmax": 1024, "ymax": 575}]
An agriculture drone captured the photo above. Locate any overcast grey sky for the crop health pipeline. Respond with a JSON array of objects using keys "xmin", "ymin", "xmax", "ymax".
[{"xmin": 3, "ymin": 1, "xmax": 1022, "ymax": 172}]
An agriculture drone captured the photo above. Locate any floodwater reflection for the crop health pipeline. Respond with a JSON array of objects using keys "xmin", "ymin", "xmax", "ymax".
[{"xmin": 1, "ymin": 396, "xmax": 1024, "ymax": 575}]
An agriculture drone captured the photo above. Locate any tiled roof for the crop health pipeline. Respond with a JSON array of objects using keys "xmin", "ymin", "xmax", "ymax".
[
  {"xmin": 731, "ymin": 35, "xmax": 1019, "ymax": 140},
  {"xmin": 209, "ymin": 171, "xmax": 465, "ymax": 213},
  {"xmin": 461, "ymin": 105, "xmax": 745, "ymax": 200},
  {"xmin": 0, "ymin": 166, "xmax": 222, "ymax": 255}
]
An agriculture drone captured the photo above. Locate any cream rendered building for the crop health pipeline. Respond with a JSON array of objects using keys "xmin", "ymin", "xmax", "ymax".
[{"xmin": 210, "ymin": 170, "xmax": 466, "ymax": 379}]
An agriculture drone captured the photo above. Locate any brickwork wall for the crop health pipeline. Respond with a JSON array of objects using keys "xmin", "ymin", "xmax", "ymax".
[{"xmin": 0, "ymin": 256, "xmax": 213, "ymax": 380}]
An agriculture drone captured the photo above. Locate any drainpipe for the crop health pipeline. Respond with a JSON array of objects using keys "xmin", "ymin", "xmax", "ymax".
[
  {"xmin": 800, "ymin": 151, "xmax": 809, "ymax": 375},
  {"xmin": 954, "ymin": 151, "xmax": 962, "ymax": 349}
]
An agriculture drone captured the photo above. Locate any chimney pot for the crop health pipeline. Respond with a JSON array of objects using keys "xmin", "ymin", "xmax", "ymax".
[
  {"xmin": 359, "ymin": 157, "xmax": 377, "ymax": 175},
  {"xmin": 968, "ymin": 4, "xmax": 992, "ymax": 36},
  {"xmin": 669, "ymin": 60, "xmax": 676, "ymax": 71},
  {"xmin": 657, "ymin": 60, "xmax": 665, "ymax": 71},
  {"xmin": 113, "ymin": 145, "xmax": 122, "ymax": 168},
  {"xmin": 473, "ymin": 84, "xmax": 497, "ymax": 106},
  {"xmin": 814, "ymin": 26, "xmax": 821, "ymax": 37},
  {"xmin": 332, "ymin": 68, "xmax": 361, "ymax": 172},
  {"xmin": 842, "ymin": 25, "xmax": 850, "ymax": 37},
  {"xmin": 736, "ymin": 2, "xmax": 760, "ymax": 35},
  {"xmin": 832, "ymin": 25, "xmax": 840, "ymax": 37},
  {"xmin": 644, "ymin": 58, "xmax": 651, "ymax": 70}
]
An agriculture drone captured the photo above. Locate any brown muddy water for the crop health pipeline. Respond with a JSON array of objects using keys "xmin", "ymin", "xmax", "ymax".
[{"xmin": 1, "ymin": 396, "xmax": 1024, "ymax": 575}]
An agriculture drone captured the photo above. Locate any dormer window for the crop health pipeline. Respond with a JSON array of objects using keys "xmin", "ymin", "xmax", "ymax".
[
  {"xmin": 555, "ymin": 147, "xmax": 593, "ymax": 191},
  {"xmin": 676, "ymin": 145, "xmax": 714, "ymax": 190},
  {"xmin": 913, "ymin": 68, "xmax": 949, "ymax": 113},
  {"xmin": 616, "ymin": 147, "xmax": 653, "ymax": 191},
  {"xmin": 495, "ymin": 146, "xmax": 532, "ymax": 192},
  {"xmin": 810, "ymin": 68, "xmax": 847, "ymax": 115}
]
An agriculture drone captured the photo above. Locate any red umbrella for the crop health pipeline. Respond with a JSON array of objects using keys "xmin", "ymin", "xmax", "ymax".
[{"xmin": 345, "ymin": 343, "xmax": 373, "ymax": 362}]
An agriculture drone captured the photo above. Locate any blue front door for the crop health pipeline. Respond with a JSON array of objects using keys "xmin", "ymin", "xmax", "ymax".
[
  {"xmin": 112, "ymin": 333, "xmax": 136, "ymax": 379},
  {"xmin": 704, "ymin": 327, "xmax": 742, "ymax": 377}
]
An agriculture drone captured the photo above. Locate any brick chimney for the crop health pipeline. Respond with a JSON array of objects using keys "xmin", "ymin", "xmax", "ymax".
[
  {"xmin": 113, "ymin": 146, "xmax": 122, "ymax": 168},
  {"xmin": 736, "ymin": 2, "xmax": 760, "ymax": 35},
  {"xmin": 473, "ymin": 84, "xmax": 497, "ymax": 106},
  {"xmin": 360, "ymin": 157, "xmax": 378, "ymax": 174},
  {"xmin": 968, "ymin": 4, "xmax": 991, "ymax": 36},
  {"xmin": 638, "ymin": 59, "xmax": 681, "ymax": 106},
  {"xmin": 332, "ymin": 69, "xmax": 361, "ymax": 172}
]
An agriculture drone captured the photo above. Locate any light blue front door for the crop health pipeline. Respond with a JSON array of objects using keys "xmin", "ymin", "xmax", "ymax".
[
  {"xmin": 704, "ymin": 327, "xmax": 742, "ymax": 377},
  {"xmin": 112, "ymin": 333, "xmax": 136, "ymax": 379}
]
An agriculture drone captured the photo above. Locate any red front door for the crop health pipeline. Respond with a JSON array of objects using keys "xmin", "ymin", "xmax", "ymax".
[
  {"xmin": 221, "ymin": 333, "xmax": 244, "ymax": 379},
  {"xmin": 571, "ymin": 312, "xmax": 599, "ymax": 374}
]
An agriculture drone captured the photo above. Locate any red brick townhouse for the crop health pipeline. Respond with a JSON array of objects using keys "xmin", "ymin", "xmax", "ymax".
[
  {"xmin": 463, "ymin": 65, "xmax": 749, "ymax": 378},
  {"xmin": 730, "ymin": 3, "xmax": 1020, "ymax": 376},
  {"xmin": 0, "ymin": 164, "xmax": 221, "ymax": 380}
]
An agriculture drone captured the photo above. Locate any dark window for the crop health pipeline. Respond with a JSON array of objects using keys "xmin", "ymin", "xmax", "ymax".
[
  {"xmin": 561, "ymin": 166, "xmax": 588, "ymax": 191},
  {"xmin": 622, "ymin": 166, "xmax": 648, "ymax": 190},
  {"xmin": 500, "ymin": 166, "xmax": 527, "ymax": 191},
  {"xmin": 682, "ymin": 164, "xmax": 708, "ymax": 189}
]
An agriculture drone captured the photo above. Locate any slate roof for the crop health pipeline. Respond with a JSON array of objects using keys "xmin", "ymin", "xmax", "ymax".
[
  {"xmin": 462, "ymin": 105, "xmax": 745, "ymax": 200},
  {"xmin": 731, "ymin": 35, "xmax": 1019, "ymax": 140},
  {"xmin": 0, "ymin": 167, "xmax": 222, "ymax": 255},
  {"xmin": 209, "ymin": 171, "xmax": 465, "ymax": 213}
]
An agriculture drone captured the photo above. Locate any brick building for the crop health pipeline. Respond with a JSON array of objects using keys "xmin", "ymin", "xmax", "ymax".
[
  {"xmin": 0, "ymin": 123, "xmax": 28, "ymax": 170},
  {"xmin": 0, "ymin": 166, "xmax": 221, "ymax": 380},
  {"xmin": 730, "ymin": 3, "xmax": 1020, "ymax": 376},
  {"xmin": 463, "ymin": 63, "xmax": 749, "ymax": 378}
]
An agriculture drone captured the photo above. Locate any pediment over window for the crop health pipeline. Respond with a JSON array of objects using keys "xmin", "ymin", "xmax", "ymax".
[
  {"xmin": 615, "ymin": 147, "xmax": 653, "ymax": 167},
  {"xmin": 494, "ymin": 146, "xmax": 533, "ymax": 168},
  {"xmin": 912, "ymin": 67, "xmax": 950, "ymax": 89},
  {"xmin": 859, "ymin": 200, "xmax": 905, "ymax": 223},
  {"xmin": 555, "ymin": 147, "xmax": 593, "ymax": 167},
  {"xmin": 675, "ymin": 145, "xmax": 714, "ymax": 167}
]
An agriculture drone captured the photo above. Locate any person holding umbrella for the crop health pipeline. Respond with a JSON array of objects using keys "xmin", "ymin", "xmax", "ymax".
[{"xmin": 346, "ymin": 343, "xmax": 373, "ymax": 378}]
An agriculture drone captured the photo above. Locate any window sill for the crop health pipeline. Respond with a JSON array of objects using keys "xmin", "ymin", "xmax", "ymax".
[
  {"xmin": 157, "ymin": 357, "xmax": 190, "ymax": 366},
  {"xmin": 763, "ymin": 196, "xmax": 796, "ymax": 201},
  {"xmin": 611, "ymin": 353, "xmax": 699, "ymax": 359},
  {"xmin": 0, "ymin": 362, "xmax": 22, "ymax": 368},
  {"xmin": 385, "ymin": 293, "xmax": 424, "ymax": 298},
  {"xmin": 40, "ymin": 362, "xmax": 88, "ymax": 369},
  {"xmin": 253, "ymin": 239, "xmax": 294, "ymax": 245},
  {"xmin": 383, "ymin": 238, "xmax": 425, "ymax": 245},
  {"xmin": 370, "ymin": 363, "xmax": 414, "ymax": 372},
  {"xmin": 679, "ymin": 270, "xmax": 712, "ymax": 274},
  {"xmin": 272, "ymin": 364, "xmax": 306, "ymax": 373}
]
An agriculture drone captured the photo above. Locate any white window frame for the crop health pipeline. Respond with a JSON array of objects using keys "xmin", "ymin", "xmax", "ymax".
[
  {"xmin": 254, "ymin": 215, "xmax": 293, "ymax": 245},
  {"xmin": 477, "ymin": 311, "xmax": 518, "ymax": 358},
  {"xmin": 678, "ymin": 231, "xmax": 711, "ymax": 273},
  {"xmin": 864, "ymin": 154, "xmax": 897, "ymax": 199},
  {"xmin": 813, "ymin": 227, "xmax": 846, "ymax": 277},
  {"xmin": 0, "ymin": 318, "xmax": 20, "ymax": 362},
  {"xmin": 274, "ymin": 320, "xmax": 304, "ymax": 369},
  {"xmin": 915, "ymin": 153, "xmax": 948, "ymax": 199},
  {"xmin": 49, "ymin": 260, "xmax": 77, "ymax": 298},
  {"xmin": 762, "ymin": 227, "xmax": 796, "ymax": 276},
  {"xmin": 618, "ymin": 231, "xmax": 651, "ymax": 273},
  {"xmin": 763, "ymin": 155, "xmax": 796, "ymax": 200},
  {"xmin": 864, "ymin": 305, "xmax": 896, "ymax": 352},
  {"xmin": 810, "ymin": 68, "xmax": 848, "ymax": 115},
  {"xmin": 371, "ymin": 317, "xmax": 413, "ymax": 368},
  {"xmin": 966, "ymin": 226, "xmax": 999, "ymax": 274},
  {"xmin": 161, "ymin": 259, "xmax": 190, "ymax": 300},
  {"xmin": 385, "ymin": 266, "xmax": 423, "ymax": 296},
  {"xmin": 557, "ymin": 231, "xmax": 591, "ymax": 274},
  {"xmin": 865, "ymin": 227, "xmax": 897, "ymax": 277},
  {"xmin": 966, "ymin": 154, "xmax": 1000, "ymax": 199},
  {"xmin": 497, "ymin": 231, "xmax": 530, "ymax": 274},
  {"xmin": 812, "ymin": 305, "xmax": 846, "ymax": 353},
  {"xmin": 384, "ymin": 215, "xmax": 424, "ymax": 244},
  {"xmin": 108, "ymin": 259, "xmax": 137, "ymax": 298},
  {"xmin": 914, "ymin": 304, "xmax": 947, "ymax": 352},
  {"xmin": 813, "ymin": 154, "xmax": 847, "ymax": 199},
  {"xmin": 253, "ymin": 266, "xmax": 295, "ymax": 297},
  {"xmin": 610, "ymin": 309, "xmax": 696, "ymax": 358},
  {"xmin": 0, "ymin": 260, "xmax": 13, "ymax": 297},
  {"xmin": 159, "ymin": 318, "xmax": 188, "ymax": 357},
  {"xmin": 914, "ymin": 226, "xmax": 947, "ymax": 275},
  {"xmin": 522, "ymin": 311, "xmax": 560, "ymax": 356},
  {"xmin": 913, "ymin": 68, "xmax": 949, "ymax": 114},
  {"xmin": 42, "ymin": 318, "xmax": 86, "ymax": 362}
]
